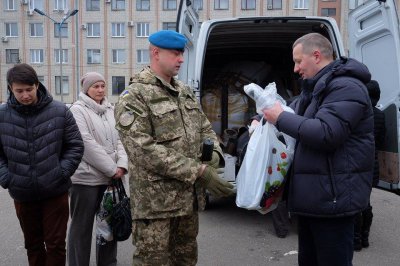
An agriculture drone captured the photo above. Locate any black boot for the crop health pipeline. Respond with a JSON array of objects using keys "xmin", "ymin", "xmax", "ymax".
[
  {"xmin": 362, "ymin": 206, "xmax": 373, "ymax": 248},
  {"xmin": 354, "ymin": 212, "xmax": 363, "ymax": 251}
]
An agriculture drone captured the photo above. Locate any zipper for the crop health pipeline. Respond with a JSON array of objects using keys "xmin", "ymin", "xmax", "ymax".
[
  {"xmin": 327, "ymin": 157, "xmax": 338, "ymax": 203},
  {"xmin": 26, "ymin": 116, "xmax": 39, "ymax": 200}
]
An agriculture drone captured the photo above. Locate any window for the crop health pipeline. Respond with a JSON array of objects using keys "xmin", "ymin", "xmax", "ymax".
[
  {"xmin": 87, "ymin": 23, "xmax": 100, "ymax": 37},
  {"xmin": 87, "ymin": 49, "xmax": 101, "ymax": 64},
  {"xmin": 267, "ymin": 0, "xmax": 282, "ymax": 9},
  {"xmin": 29, "ymin": 0, "xmax": 44, "ymax": 11},
  {"xmin": 215, "ymin": 0, "xmax": 229, "ymax": 10},
  {"xmin": 5, "ymin": 23, "xmax": 18, "ymax": 37},
  {"xmin": 112, "ymin": 23, "xmax": 125, "ymax": 37},
  {"xmin": 193, "ymin": 0, "xmax": 203, "ymax": 10},
  {"xmin": 163, "ymin": 0, "xmax": 176, "ymax": 10},
  {"xmin": 55, "ymin": 76, "xmax": 69, "ymax": 95},
  {"xmin": 55, "ymin": 49, "xmax": 68, "ymax": 63},
  {"xmin": 30, "ymin": 23, "xmax": 44, "ymax": 37},
  {"xmin": 5, "ymin": 0, "xmax": 16, "ymax": 10},
  {"xmin": 137, "ymin": 49, "xmax": 149, "ymax": 64},
  {"xmin": 112, "ymin": 76, "xmax": 125, "ymax": 95},
  {"xmin": 112, "ymin": 49, "xmax": 126, "ymax": 63},
  {"xmin": 30, "ymin": 49, "xmax": 44, "ymax": 63},
  {"xmin": 136, "ymin": 0, "xmax": 150, "ymax": 11},
  {"xmin": 54, "ymin": 23, "xmax": 68, "ymax": 38},
  {"xmin": 6, "ymin": 49, "xmax": 19, "ymax": 64},
  {"xmin": 136, "ymin": 23, "xmax": 149, "ymax": 37},
  {"xmin": 162, "ymin": 22, "xmax": 176, "ymax": 31},
  {"xmin": 321, "ymin": 8, "xmax": 336, "ymax": 16},
  {"xmin": 54, "ymin": 0, "xmax": 67, "ymax": 11},
  {"xmin": 112, "ymin": 0, "xmax": 125, "ymax": 10},
  {"xmin": 294, "ymin": 0, "xmax": 309, "ymax": 9},
  {"xmin": 242, "ymin": 0, "xmax": 256, "ymax": 10},
  {"xmin": 38, "ymin": 76, "xmax": 44, "ymax": 83},
  {"xmin": 86, "ymin": 0, "xmax": 100, "ymax": 11}
]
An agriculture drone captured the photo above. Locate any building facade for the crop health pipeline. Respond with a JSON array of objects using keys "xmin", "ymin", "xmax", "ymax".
[{"xmin": 0, "ymin": 0, "xmax": 379, "ymax": 103}]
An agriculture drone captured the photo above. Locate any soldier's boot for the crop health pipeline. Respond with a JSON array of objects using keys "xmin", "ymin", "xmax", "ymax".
[
  {"xmin": 361, "ymin": 206, "xmax": 373, "ymax": 248},
  {"xmin": 354, "ymin": 212, "xmax": 363, "ymax": 251}
]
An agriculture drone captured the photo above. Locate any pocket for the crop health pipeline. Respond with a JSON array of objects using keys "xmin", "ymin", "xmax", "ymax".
[
  {"xmin": 148, "ymin": 178, "xmax": 184, "ymax": 212},
  {"xmin": 148, "ymin": 100, "xmax": 183, "ymax": 143},
  {"xmin": 183, "ymin": 97, "xmax": 202, "ymax": 143}
]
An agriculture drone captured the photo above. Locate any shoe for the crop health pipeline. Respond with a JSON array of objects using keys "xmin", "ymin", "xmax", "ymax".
[
  {"xmin": 361, "ymin": 233, "xmax": 370, "ymax": 248},
  {"xmin": 354, "ymin": 240, "xmax": 362, "ymax": 251},
  {"xmin": 275, "ymin": 229, "xmax": 288, "ymax": 238}
]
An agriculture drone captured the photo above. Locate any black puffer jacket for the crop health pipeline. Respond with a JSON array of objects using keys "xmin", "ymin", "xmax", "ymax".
[
  {"xmin": 277, "ymin": 57, "xmax": 374, "ymax": 217},
  {"xmin": 372, "ymin": 106, "xmax": 385, "ymax": 187},
  {"xmin": 0, "ymin": 83, "xmax": 84, "ymax": 202}
]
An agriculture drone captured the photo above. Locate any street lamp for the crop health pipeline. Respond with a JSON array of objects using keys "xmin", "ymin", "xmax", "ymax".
[{"xmin": 34, "ymin": 8, "xmax": 78, "ymax": 103}]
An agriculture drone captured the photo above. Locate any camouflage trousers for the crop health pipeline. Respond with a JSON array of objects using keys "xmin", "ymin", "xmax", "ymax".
[{"xmin": 132, "ymin": 212, "xmax": 199, "ymax": 266}]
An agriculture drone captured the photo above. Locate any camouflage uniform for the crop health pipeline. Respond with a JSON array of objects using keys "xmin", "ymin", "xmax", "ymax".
[{"xmin": 115, "ymin": 67, "xmax": 222, "ymax": 265}]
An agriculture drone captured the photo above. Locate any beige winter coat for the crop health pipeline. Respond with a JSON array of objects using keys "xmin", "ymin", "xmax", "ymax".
[{"xmin": 70, "ymin": 93, "xmax": 128, "ymax": 186}]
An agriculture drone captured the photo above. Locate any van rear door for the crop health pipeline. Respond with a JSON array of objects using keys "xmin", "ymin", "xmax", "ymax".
[
  {"xmin": 348, "ymin": 0, "xmax": 400, "ymax": 109},
  {"xmin": 177, "ymin": 0, "xmax": 200, "ymax": 97},
  {"xmin": 349, "ymin": 0, "xmax": 400, "ymax": 192}
]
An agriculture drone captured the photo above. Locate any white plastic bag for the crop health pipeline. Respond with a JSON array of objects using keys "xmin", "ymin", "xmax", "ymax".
[
  {"xmin": 235, "ymin": 120, "xmax": 294, "ymax": 212},
  {"xmin": 236, "ymin": 82, "xmax": 295, "ymax": 212},
  {"xmin": 236, "ymin": 120, "xmax": 272, "ymax": 210},
  {"xmin": 96, "ymin": 186, "xmax": 116, "ymax": 245},
  {"xmin": 244, "ymin": 82, "xmax": 292, "ymax": 114}
]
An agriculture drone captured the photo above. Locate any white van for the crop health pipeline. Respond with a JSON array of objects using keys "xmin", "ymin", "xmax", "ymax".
[{"xmin": 177, "ymin": 0, "xmax": 400, "ymax": 194}]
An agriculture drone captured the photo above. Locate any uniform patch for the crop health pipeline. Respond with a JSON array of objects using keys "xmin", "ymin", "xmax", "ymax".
[
  {"xmin": 119, "ymin": 111, "xmax": 136, "ymax": 127},
  {"xmin": 121, "ymin": 90, "xmax": 130, "ymax": 98},
  {"xmin": 125, "ymin": 104, "xmax": 145, "ymax": 117}
]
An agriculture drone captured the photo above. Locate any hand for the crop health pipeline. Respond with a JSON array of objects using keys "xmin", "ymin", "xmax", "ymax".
[
  {"xmin": 249, "ymin": 120, "xmax": 260, "ymax": 135},
  {"xmin": 263, "ymin": 101, "xmax": 284, "ymax": 125},
  {"xmin": 113, "ymin": 167, "xmax": 126, "ymax": 179},
  {"xmin": 205, "ymin": 151, "xmax": 220, "ymax": 168},
  {"xmin": 197, "ymin": 166, "xmax": 235, "ymax": 197}
]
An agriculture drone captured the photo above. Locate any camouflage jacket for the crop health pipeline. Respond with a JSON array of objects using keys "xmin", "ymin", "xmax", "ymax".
[{"xmin": 115, "ymin": 67, "xmax": 222, "ymax": 219}]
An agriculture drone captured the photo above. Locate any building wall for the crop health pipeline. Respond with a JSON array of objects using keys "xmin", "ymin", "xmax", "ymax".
[{"xmin": 1, "ymin": 0, "xmax": 349, "ymax": 103}]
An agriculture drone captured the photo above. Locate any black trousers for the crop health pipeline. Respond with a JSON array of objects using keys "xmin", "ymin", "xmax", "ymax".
[{"xmin": 297, "ymin": 215, "xmax": 354, "ymax": 266}]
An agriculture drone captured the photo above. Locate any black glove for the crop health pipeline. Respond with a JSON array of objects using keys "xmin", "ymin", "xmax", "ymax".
[{"xmin": 197, "ymin": 166, "xmax": 235, "ymax": 197}]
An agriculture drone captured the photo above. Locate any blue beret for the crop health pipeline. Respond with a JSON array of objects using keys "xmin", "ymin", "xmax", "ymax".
[{"xmin": 149, "ymin": 30, "xmax": 187, "ymax": 51}]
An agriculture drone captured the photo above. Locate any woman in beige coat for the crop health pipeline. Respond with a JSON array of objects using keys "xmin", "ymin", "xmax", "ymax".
[{"xmin": 67, "ymin": 72, "xmax": 128, "ymax": 266}]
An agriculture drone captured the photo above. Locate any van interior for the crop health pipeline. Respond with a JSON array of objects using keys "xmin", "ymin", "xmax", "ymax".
[{"xmin": 198, "ymin": 18, "xmax": 337, "ymax": 166}]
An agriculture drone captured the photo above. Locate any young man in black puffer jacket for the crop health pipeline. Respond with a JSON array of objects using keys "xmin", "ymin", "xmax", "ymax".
[{"xmin": 0, "ymin": 63, "xmax": 84, "ymax": 265}]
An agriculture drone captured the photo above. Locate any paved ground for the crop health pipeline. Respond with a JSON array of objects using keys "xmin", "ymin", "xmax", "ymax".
[{"xmin": 1, "ymin": 188, "xmax": 399, "ymax": 265}]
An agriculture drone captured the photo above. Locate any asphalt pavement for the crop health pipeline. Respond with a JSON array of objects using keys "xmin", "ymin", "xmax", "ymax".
[{"xmin": 1, "ymin": 188, "xmax": 399, "ymax": 265}]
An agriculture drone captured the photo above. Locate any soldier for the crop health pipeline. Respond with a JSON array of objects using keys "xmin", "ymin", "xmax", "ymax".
[{"xmin": 114, "ymin": 30, "xmax": 235, "ymax": 265}]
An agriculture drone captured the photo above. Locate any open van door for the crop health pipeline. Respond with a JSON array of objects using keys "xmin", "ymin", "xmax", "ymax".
[
  {"xmin": 177, "ymin": 0, "xmax": 201, "ymax": 98},
  {"xmin": 349, "ymin": 0, "xmax": 400, "ymax": 192}
]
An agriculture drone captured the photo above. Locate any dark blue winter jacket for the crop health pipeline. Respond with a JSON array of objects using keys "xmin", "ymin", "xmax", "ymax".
[
  {"xmin": 277, "ymin": 57, "xmax": 374, "ymax": 217},
  {"xmin": 0, "ymin": 83, "xmax": 84, "ymax": 202}
]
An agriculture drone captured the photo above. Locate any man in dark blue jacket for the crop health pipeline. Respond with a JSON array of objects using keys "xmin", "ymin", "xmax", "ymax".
[
  {"xmin": 263, "ymin": 33, "xmax": 374, "ymax": 266},
  {"xmin": 0, "ymin": 63, "xmax": 84, "ymax": 265}
]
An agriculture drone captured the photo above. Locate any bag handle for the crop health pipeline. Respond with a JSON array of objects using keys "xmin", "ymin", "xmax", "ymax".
[{"xmin": 111, "ymin": 179, "xmax": 128, "ymax": 203}]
